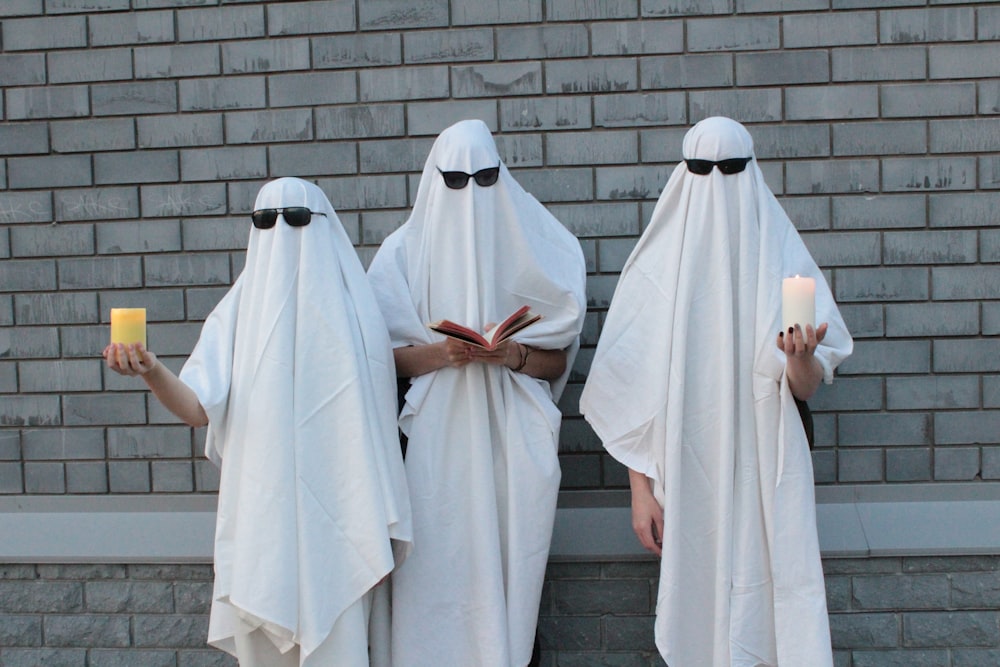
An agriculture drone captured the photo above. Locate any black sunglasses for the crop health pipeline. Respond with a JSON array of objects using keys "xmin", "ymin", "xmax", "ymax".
[
  {"xmin": 437, "ymin": 164, "xmax": 501, "ymax": 190},
  {"xmin": 251, "ymin": 207, "xmax": 327, "ymax": 229},
  {"xmin": 684, "ymin": 157, "xmax": 753, "ymax": 175}
]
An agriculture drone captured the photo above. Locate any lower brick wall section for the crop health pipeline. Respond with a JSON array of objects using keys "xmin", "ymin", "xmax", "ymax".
[{"xmin": 2, "ymin": 557, "xmax": 999, "ymax": 666}]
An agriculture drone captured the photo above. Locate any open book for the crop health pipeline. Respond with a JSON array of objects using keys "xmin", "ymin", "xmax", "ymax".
[{"xmin": 428, "ymin": 305, "xmax": 542, "ymax": 350}]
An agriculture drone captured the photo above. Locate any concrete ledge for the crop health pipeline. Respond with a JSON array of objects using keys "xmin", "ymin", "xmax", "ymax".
[{"xmin": 2, "ymin": 484, "xmax": 999, "ymax": 563}]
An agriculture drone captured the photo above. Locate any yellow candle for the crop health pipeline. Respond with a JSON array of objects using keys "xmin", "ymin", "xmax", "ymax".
[
  {"xmin": 110, "ymin": 308, "xmax": 147, "ymax": 347},
  {"xmin": 782, "ymin": 276, "xmax": 815, "ymax": 332}
]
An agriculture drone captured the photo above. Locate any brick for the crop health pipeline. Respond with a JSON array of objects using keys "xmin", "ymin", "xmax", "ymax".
[
  {"xmin": 315, "ymin": 175, "xmax": 408, "ymax": 210},
  {"xmin": 134, "ymin": 615, "xmax": 209, "ymax": 648},
  {"xmin": 549, "ymin": 202, "xmax": 641, "ymax": 239},
  {"xmin": 786, "ymin": 84, "xmax": 879, "ymax": 121},
  {"xmin": 95, "ymin": 151, "xmax": 179, "ymax": 186},
  {"xmin": 267, "ymin": 1, "xmax": 356, "ymax": 35},
  {"xmin": 499, "ymin": 97, "xmax": 592, "ymax": 132},
  {"xmin": 749, "ymin": 124, "xmax": 830, "ymax": 160},
  {"xmin": 108, "ymin": 460, "xmax": 151, "ymax": 493},
  {"xmin": 852, "ymin": 650, "xmax": 950, "ymax": 667},
  {"xmin": 47, "ymin": 0, "xmax": 129, "ymax": 11},
  {"xmin": 19, "ymin": 360, "xmax": 102, "ymax": 393},
  {"xmin": 0, "ymin": 192, "xmax": 54, "ymax": 224},
  {"xmin": 108, "ymin": 426, "xmax": 192, "ymax": 459},
  {"xmin": 930, "ymin": 44, "xmax": 1000, "ymax": 79},
  {"xmin": 23, "ymin": 461, "xmax": 65, "ymax": 493},
  {"xmin": 65, "ymin": 462, "xmax": 108, "ymax": 494},
  {"xmin": 177, "ymin": 5, "xmax": 264, "ymax": 42},
  {"xmin": 57, "ymin": 257, "xmax": 142, "ymax": 290},
  {"xmin": 985, "ymin": 231, "xmax": 1000, "ymax": 264},
  {"xmin": 89, "ymin": 10, "xmax": 174, "ymax": 46},
  {"xmin": 5, "ymin": 85, "xmax": 90, "ymax": 120},
  {"xmin": 780, "ymin": 197, "xmax": 830, "ymax": 232},
  {"xmin": 935, "ymin": 411, "xmax": 1000, "ymax": 445},
  {"xmin": 86, "ymin": 581, "xmax": 174, "ymax": 613},
  {"xmin": 224, "ymin": 109, "xmax": 312, "ymax": 144},
  {"xmin": 178, "ymin": 650, "xmax": 237, "ymax": 667},
  {"xmin": 786, "ymin": 159, "xmax": 880, "ymax": 196},
  {"xmin": 141, "ymin": 184, "xmax": 227, "ymax": 218},
  {"xmin": 595, "ymin": 92, "xmax": 687, "ymax": 128},
  {"xmin": 312, "ymin": 33, "xmax": 401, "ymax": 69},
  {"xmin": 596, "ymin": 165, "xmax": 672, "ymax": 201},
  {"xmin": 452, "ymin": 0, "xmax": 540, "ymax": 24},
  {"xmin": 0, "ymin": 326, "xmax": 61, "ymax": 359},
  {"xmin": 0, "ymin": 430, "xmax": 19, "ymax": 459},
  {"xmin": 931, "ymin": 119, "xmax": 1000, "ymax": 154},
  {"xmin": 886, "ymin": 302, "xmax": 978, "ymax": 338},
  {"xmin": 810, "ymin": 377, "xmax": 883, "ymax": 412},
  {"xmin": 152, "ymin": 460, "xmax": 194, "ymax": 492},
  {"xmin": 514, "ymin": 168, "xmax": 593, "ymax": 204},
  {"xmin": 605, "ymin": 614, "xmax": 656, "ymax": 650},
  {"xmin": 982, "ymin": 157, "xmax": 1000, "ymax": 192},
  {"xmin": 267, "ymin": 71, "xmax": 357, "ymax": 108},
  {"xmin": 886, "ymin": 447, "xmax": 932, "ymax": 482},
  {"xmin": 544, "ymin": 58, "xmax": 638, "ymax": 94},
  {"xmin": 358, "ymin": 0, "xmax": 448, "ymax": 30},
  {"xmin": 641, "ymin": 53, "xmax": 733, "ymax": 90},
  {"xmin": 358, "ymin": 211, "xmax": 406, "ymax": 246},
  {"xmin": 179, "ymin": 147, "xmax": 267, "ymax": 182},
  {"xmin": 10, "ymin": 223, "xmax": 94, "ymax": 258},
  {"xmin": 48, "ymin": 48, "xmax": 132, "ymax": 84},
  {"xmin": 135, "ymin": 44, "xmax": 220, "ymax": 79},
  {"xmin": 689, "ymin": 88, "xmax": 782, "ymax": 124},
  {"xmin": 452, "ymin": 62, "xmax": 543, "ymax": 98},
  {"xmin": 688, "ymin": 16, "xmax": 779, "ymax": 51},
  {"xmin": 839, "ymin": 412, "xmax": 932, "ymax": 446},
  {"xmin": 8, "ymin": 155, "xmax": 92, "ymax": 189},
  {"xmin": 830, "ymin": 612, "xmax": 899, "ymax": 649},
  {"xmin": 643, "ymin": 0, "xmax": 730, "ymax": 15},
  {"xmin": 0, "ymin": 53, "xmax": 46, "ymax": 86},
  {"xmin": 315, "ymin": 104, "xmax": 405, "ymax": 140},
  {"xmin": 59, "ymin": 325, "xmax": 107, "ymax": 359},
  {"xmin": 174, "ymin": 581, "xmax": 213, "ymax": 615},
  {"xmin": 92, "ymin": 81, "xmax": 178, "ymax": 116},
  {"xmin": 832, "ymin": 45, "xmax": 926, "ymax": 81},
  {"xmin": 547, "ymin": 131, "xmax": 638, "ymax": 166},
  {"xmin": 903, "ymin": 611, "xmax": 1000, "ymax": 648},
  {"xmin": 359, "ymin": 65, "xmax": 450, "ymax": 102},
  {"xmin": 179, "ymin": 77, "xmax": 266, "ymax": 113},
  {"xmin": 405, "ymin": 100, "xmax": 498, "ymax": 136},
  {"xmin": 591, "ymin": 20, "xmax": 682, "ymax": 56},
  {"xmin": 840, "ymin": 304, "xmax": 884, "ymax": 339},
  {"xmin": 883, "ymin": 83, "xmax": 976, "ymax": 119},
  {"xmin": 813, "ymin": 449, "xmax": 837, "ymax": 483},
  {"xmin": 496, "ymin": 25, "xmax": 588, "ymax": 60},
  {"xmin": 929, "ymin": 193, "xmax": 1000, "ymax": 228},
  {"xmin": 44, "ymin": 615, "xmax": 131, "ymax": 647},
  {"xmin": 784, "ymin": 12, "xmax": 876, "ymax": 48},
  {"xmin": 935, "ymin": 447, "xmax": 981, "ymax": 481},
  {"xmin": 404, "ymin": 28, "xmax": 493, "ymax": 63},
  {"xmin": 987, "ymin": 377, "xmax": 1000, "ymax": 409},
  {"xmin": 137, "ymin": 115, "xmax": 224, "ymax": 149},
  {"xmin": 0, "ymin": 462, "xmax": 25, "ymax": 493},
  {"xmin": 194, "ymin": 459, "xmax": 221, "ymax": 492},
  {"xmin": 180, "ymin": 219, "xmax": 250, "ymax": 253},
  {"xmin": 832, "ymin": 121, "xmax": 927, "ymax": 157},
  {"xmin": 64, "ymin": 393, "xmax": 146, "ymax": 427},
  {"xmin": 584, "ymin": 274, "xmax": 619, "ymax": 309},
  {"xmin": 933, "ymin": 267, "xmax": 1000, "ymax": 301},
  {"xmin": 594, "ymin": 238, "xmax": 635, "ymax": 273},
  {"xmin": 738, "ymin": 0, "xmax": 828, "ymax": 10},
  {"xmin": 96, "ymin": 220, "xmax": 182, "ymax": 255},
  {"xmin": 981, "ymin": 80, "xmax": 1000, "ymax": 115},
  {"xmin": 885, "ymin": 230, "xmax": 977, "ymax": 265},
  {"xmin": 883, "ymin": 157, "xmax": 976, "ymax": 192},
  {"xmin": 881, "ymin": 8, "xmax": 976, "ymax": 44},
  {"xmin": 2, "ymin": 16, "xmax": 87, "ymax": 50},
  {"xmin": 537, "ymin": 616, "xmax": 602, "ymax": 651},
  {"xmin": 0, "ymin": 122, "xmax": 49, "ymax": 155},
  {"xmin": 853, "ymin": 574, "xmax": 950, "ymax": 610},
  {"xmin": 801, "ymin": 231, "xmax": 880, "ymax": 267},
  {"xmin": 222, "ymin": 39, "xmax": 311, "ymax": 75},
  {"xmin": 547, "ymin": 0, "xmax": 638, "ymax": 20},
  {"xmin": 0, "ymin": 0, "xmax": 39, "ymax": 15},
  {"xmin": 88, "ymin": 649, "xmax": 177, "ymax": 667},
  {"xmin": 952, "ymin": 572, "xmax": 1000, "ymax": 609},
  {"xmin": 836, "ymin": 267, "xmax": 928, "ymax": 303},
  {"xmin": 0, "ymin": 259, "xmax": 57, "ymax": 292},
  {"xmin": 51, "ymin": 118, "xmax": 135, "ymax": 153},
  {"xmin": 494, "ymin": 133, "xmax": 544, "ymax": 167}
]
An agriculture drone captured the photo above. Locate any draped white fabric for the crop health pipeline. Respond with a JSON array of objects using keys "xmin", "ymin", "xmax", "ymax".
[
  {"xmin": 179, "ymin": 177, "xmax": 412, "ymax": 665},
  {"xmin": 580, "ymin": 117, "xmax": 852, "ymax": 667},
  {"xmin": 367, "ymin": 120, "xmax": 586, "ymax": 667}
]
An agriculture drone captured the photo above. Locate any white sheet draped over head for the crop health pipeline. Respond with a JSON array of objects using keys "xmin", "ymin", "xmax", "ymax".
[
  {"xmin": 178, "ymin": 177, "xmax": 412, "ymax": 663},
  {"xmin": 367, "ymin": 119, "xmax": 586, "ymax": 666},
  {"xmin": 580, "ymin": 117, "xmax": 852, "ymax": 667}
]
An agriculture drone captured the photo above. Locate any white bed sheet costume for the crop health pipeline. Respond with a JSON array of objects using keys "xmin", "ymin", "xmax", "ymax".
[
  {"xmin": 580, "ymin": 117, "xmax": 853, "ymax": 667},
  {"xmin": 366, "ymin": 119, "xmax": 586, "ymax": 667},
  {"xmin": 178, "ymin": 177, "xmax": 413, "ymax": 666}
]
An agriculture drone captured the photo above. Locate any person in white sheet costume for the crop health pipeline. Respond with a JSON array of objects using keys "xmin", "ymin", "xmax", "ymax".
[
  {"xmin": 366, "ymin": 119, "xmax": 586, "ymax": 667},
  {"xmin": 104, "ymin": 177, "xmax": 412, "ymax": 667},
  {"xmin": 579, "ymin": 117, "xmax": 853, "ymax": 667}
]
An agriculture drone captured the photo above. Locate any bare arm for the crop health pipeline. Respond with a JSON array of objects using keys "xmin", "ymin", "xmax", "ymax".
[
  {"xmin": 629, "ymin": 468, "xmax": 664, "ymax": 557},
  {"xmin": 776, "ymin": 322, "xmax": 828, "ymax": 401},
  {"xmin": 104, "ymin": 343, "xmax": 209, "ymax": 427},
  {"xmin": 394, "ymin": 338, "xmax": 567, "ymax": 381}
]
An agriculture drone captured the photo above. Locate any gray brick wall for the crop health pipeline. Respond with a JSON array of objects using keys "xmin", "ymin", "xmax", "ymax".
[{"xmin": 1, "ymin": 0, "xmax": 999, "ymax": 658}]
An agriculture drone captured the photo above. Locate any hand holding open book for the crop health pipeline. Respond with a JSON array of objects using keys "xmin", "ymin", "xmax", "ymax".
[{"xmin": 428, "ymin": 305, "xmax": 542, "ymax": 350}]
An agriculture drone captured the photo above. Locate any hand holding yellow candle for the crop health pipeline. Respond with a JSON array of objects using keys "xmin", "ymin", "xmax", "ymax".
[
  {"xmin": 782, "ymin": 276, "xmax": 815, "ymax": 332},
  {"xmin": 110, "ymin": 308, "xmax": 147, "ymax": 347}
]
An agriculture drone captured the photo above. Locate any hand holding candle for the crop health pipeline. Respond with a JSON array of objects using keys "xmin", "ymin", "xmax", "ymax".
[
  {"xmin": 110, "ymin": 308, "xmax": 147, "ymax": 347},
  {"xmin": 782, "ymin": 276, "xmax": 815, "ymax": 332}
]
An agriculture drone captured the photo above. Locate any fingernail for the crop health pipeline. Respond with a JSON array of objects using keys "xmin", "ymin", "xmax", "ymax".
[
  {"xmin": 778, "ymin": 331, "xmax": 784, "ymax": 338},
  {"xmin": 788, "ymin": 327, "xmax": 794, "ymax": 335}
]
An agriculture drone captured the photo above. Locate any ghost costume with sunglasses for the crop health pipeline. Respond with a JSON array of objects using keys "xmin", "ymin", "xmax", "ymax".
[
  {"xmin": 104, "ymin": 177, "xmax": 412, "ymax": 667},
  {"xmin": 367, "ymin": 120, "xmax": 586, "ymax": 667},
  {"xmin": 580, "ymin": 117, "xmax": 852, "ymax": 667}
]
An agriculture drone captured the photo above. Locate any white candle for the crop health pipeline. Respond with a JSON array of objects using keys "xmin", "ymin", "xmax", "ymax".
[{"xmin": 782, "ymin": 276, "xmax": 815, "ymax": 332}]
